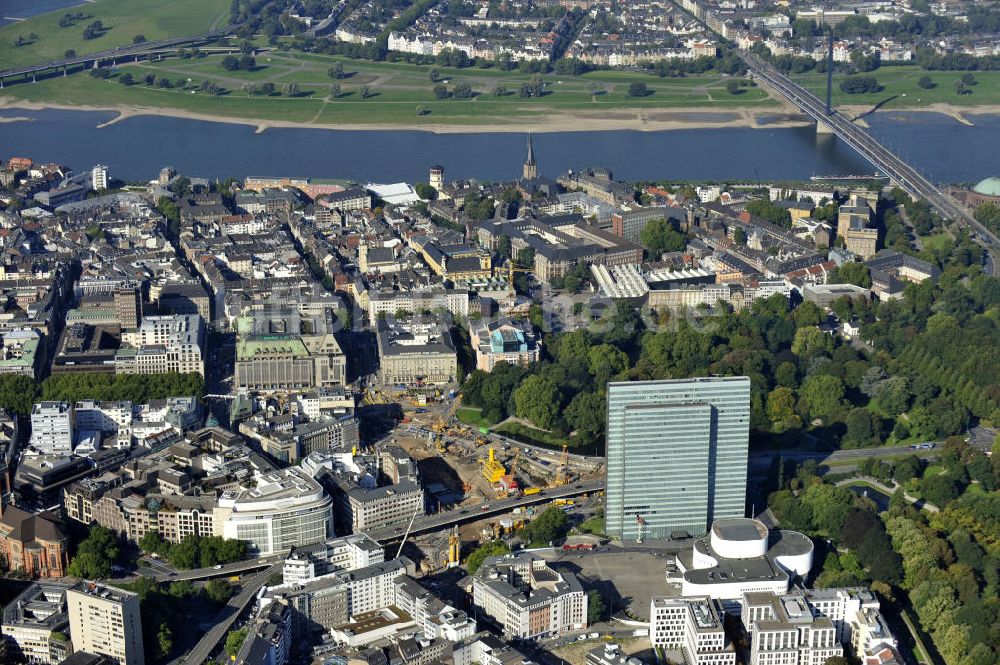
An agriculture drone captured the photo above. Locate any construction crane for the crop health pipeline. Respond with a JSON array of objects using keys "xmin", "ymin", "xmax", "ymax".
[
  {"xmin": 506, "ymin": 262, "xmax": 533, "ymax": 297},
  {"xmin": 551, "ymin": 444, "xmax": 570, "ymax": 487},
  {"xmin": 447, "ymin": 526, "xmax": 461, "ymax": 568},
  {"xmin": 433, "ymin": 394, "xmax": 462, "ymax": 434},
  {"xmin": 636, "ymin": 515, "xmax": 647, "ymax": 544}
]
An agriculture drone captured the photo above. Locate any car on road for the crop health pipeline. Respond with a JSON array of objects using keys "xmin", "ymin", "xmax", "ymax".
[
  {"xmin": 459, "ymin": 509, "xmax": 468, "ymax": 514},
  {"xmin": 214, "ymin": 564, "xmax": 223, "ymax": 569}
]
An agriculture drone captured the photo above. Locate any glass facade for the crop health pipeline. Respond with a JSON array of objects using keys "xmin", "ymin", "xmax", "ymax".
[{"xmin": 605, "ymin": 377, "xmax": 750, "ymax": 540}]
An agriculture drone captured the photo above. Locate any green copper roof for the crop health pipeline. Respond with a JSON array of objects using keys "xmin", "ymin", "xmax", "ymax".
[
  {"xmin": 973, "ymin": 177, "xmax": 1000, "ymax": 197},
  {"xmin": 236, "ymin": 335, "xmax": 309, "ymax": 360}
]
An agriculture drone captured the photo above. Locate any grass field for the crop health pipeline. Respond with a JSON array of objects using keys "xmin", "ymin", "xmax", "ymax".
[
  {"xmin": 494, "ymin": 421, "xmax": 587, "ymax": 452},
  {"xmin": 0, "ymin": 0, "xmax": 232, "ymax": 69},
  {"xmin": 455, "ymin": 406, "xmax": 491, "ymax": 429},
  {"xmin": 793, "ymin": 65, "xmax": 1000, "ymax": 110},
  {"xmin": 0, "ymin": 47, "xmax": 778, "ymax": 127}
]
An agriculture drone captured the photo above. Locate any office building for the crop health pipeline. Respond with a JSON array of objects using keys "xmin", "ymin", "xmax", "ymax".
[
  {"xmin": 282, "ymin": 534, "xmax": 384, "ymax": 585},
  {"xmin": 112, "ymin": 285, "xmax": 142, "ymax": 329},
  {"xmin": 649, "ymin": 597, "xmax": 736, "ymax": 665},
  {"xmin": 216, "ymin": 466, "xmax": 333, "ymax": 555},
  {"xmin": 471, "ymin": 320, "xmax": 541, "ymax": 371},
  {"xmin": 310, "ymin": 448, "xmax": 425, "ymax": 534},
  {"xmin": 742, "ymin": 592, "xmax": 842, "ymax": 665},
  {"xmin": 605, "ymin": 377, "xmax": 751, "ymax": 541},
  {"xmin": 471, "ymin": 552, "xmax": 587, "ymax": 640},
  {"xmin": 2, "ymin": 581, "xmax": 73, "ymax": 665},
  {"xmin": 66, "ymin": 582, "xmax": 144, "ymax": 665},
  {"xmin": 114, "ymin": 314, "xmax": 205, "ymax": 376},
  {"xmin": 30, "ymin": 402, "xmax": 75, "ymax": 455},
  {"xmin": 375, "ymin": 319, "xmax": 457, "ymax": 386}
]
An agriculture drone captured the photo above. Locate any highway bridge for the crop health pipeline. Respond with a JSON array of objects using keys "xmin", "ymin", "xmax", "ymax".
[
  {"xmin": 367, "ymin": 480, "xmax": 605, "ymax": 543},
  {"xmin": 172, "ymin": 561, "xmax": 283, "ymax": 665},
  {"xmin": 740, "ymin": 49, "xmax": 1000, "ymax": 273},
  {"xmin": 0, "ymin": 24, "xmax": 244, "ymax": 85}
]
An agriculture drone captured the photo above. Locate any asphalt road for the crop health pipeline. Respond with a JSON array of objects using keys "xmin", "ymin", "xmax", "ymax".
[
  {"xmin": 173, "ymin": 561, "xmax": 282, "ymax": 665},
  {"xmin": 113, "ymin": 553, "xmax": 286, "ymax": 585}
]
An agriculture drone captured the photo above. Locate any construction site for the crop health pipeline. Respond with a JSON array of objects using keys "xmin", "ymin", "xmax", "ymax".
[{"xmin": 371, "ymin": 391, "xmax": 606, "ymax": 572}]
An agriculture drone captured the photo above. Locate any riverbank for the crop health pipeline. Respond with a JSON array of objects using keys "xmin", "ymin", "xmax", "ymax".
[{"xmin": 0, "ymin": 98, "xmax": 819, "ymax": 133}]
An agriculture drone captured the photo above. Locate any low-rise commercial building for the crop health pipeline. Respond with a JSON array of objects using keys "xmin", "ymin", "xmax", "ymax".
[
  {"xmin": 472, "ymin": 552, "xmax": 587, "ymax": 640},
  {"xmin": 114, "ymin": 314, "xmax": 205, "ymax": 376}
]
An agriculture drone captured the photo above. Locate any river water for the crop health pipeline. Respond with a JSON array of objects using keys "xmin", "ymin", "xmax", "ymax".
[
  {"xmin": 0, "ymin": 107, "xmax": 997, "ymax": 185},
  {"xmin": 0, "ymin": 0, "xmax": 90, "ymax": 27}
]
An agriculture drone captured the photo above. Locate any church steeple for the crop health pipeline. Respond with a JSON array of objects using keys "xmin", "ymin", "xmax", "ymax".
[{"xmin": 523, "ymin": 132, "xmax": 537, "ymax": 180}]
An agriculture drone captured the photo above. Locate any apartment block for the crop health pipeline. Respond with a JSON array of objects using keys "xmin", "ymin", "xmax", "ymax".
[{"xmin": 67, "ymin": 582, "xmax": 145, "ymax": 665}]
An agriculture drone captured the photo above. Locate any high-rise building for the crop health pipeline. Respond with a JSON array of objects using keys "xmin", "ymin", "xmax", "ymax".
[
  {"xmin": 605, "ymin": 377, "xmax": 751, "ymax": 540},
  {"xmin": 30, "ymin": 401, "xmax": 75, "ymax": 455},
  {"xmin": 522, "ymin": 133, "xmax": 537, "ymax": 180},
  {"xmin": 91, "ymin": 165, "xmax": 109, "ymax": 191},
  {"xmin": 67, "ymin": 582, "xmax": 145, "ymax": 665}
]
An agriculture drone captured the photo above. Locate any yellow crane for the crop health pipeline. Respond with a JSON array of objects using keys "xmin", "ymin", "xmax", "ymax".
[
  {"xmin": 506, "ymin": 261, "xmax": 533, "ymax": 296},
  {"xmin": 551, "ymin": 444, "xmax": 571, "ymax": 487},
  {"xmin": 481, "ymin": 447, "xmax": 506, "ymax": 484}
]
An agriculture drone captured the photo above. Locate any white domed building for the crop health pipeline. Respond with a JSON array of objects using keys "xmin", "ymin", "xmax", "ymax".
[{"xmin": 665, "ymin": 518, "xmax": 814, "ymax": 610}]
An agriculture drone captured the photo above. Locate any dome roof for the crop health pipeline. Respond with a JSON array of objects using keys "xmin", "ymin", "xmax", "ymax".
[{"xmin": 973, "ymin": 177, "xmax": 1000, "ymax": 196}]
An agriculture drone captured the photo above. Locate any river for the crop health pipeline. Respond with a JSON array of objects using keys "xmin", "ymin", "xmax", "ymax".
[
  {"xmin": 0, "ymin": 0, "xmax": 90, "ymax": 27},
  {"xmin": 0, "ymin": 107, "xmax": 997, "ymax": 184}
]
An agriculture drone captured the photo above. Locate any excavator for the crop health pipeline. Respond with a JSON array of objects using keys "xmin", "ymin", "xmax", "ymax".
[{"xmin": 432, "ymin": 394, "xmax": 462, "ymax": 434}]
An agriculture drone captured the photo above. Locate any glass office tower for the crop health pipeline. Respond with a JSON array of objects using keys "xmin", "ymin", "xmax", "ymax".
[{"xmin": 605, "ymin": 377, "xmax": 751, "ymax": 540}]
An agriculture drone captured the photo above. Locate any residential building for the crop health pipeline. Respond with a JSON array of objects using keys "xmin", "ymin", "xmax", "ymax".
[
  {"xmin": 91, "ymin": 165, "xmax": 109, "ymax": 191},
  {"xmin": 605, "ymin": 377, "xmax": 751, "ymax": 540},
  {"xmin": 472, "ymin": 552, "xmax": 587, "ymax": 640},
  {"xmin": 649, "ymin": 597, "xmax": 736, "ymax": 665},
  {"xmin": 836, "ymin": 195, "xmax": 873, "ymax": 239},
  {"xmin": 231, "ymin": 602, "xmax": 292, "ymax": 665},
  {"xmin": 394, "ymin": 576, "xmax": 477, "ymax": 643},
  {"xmin": 216, "ymin": 466, "xmax": 333, "ymax": 555},
  {"xmin": 2, "ymin": 581, "xmax": 73, "ymax": 665},
  {"xmin": 156, "ymin": 282, "xmax": 210, "ymax": 322},
  {"xmin": 471, "ymin": 319, "xmax": 541, "ymax": 371},
  {"xmin": 30, "ymin": 402, "xmax": 75, "ymax": 455},
  {"xmin": 0, "ymin": 507, "xmax": 70, "ymax": 578},
  {"xmin": 322, "ymin": 188, "xmax": 372, "ymax": 212},
  {"xmin": 844, "ymin": 224, "xmax": 878, "ymax": 260},
  {"xmin": 865, "ymin": 250, "xmax": 940, "ymax": 300},
  {"xmin": 376, "ymin": 318, "xmax": 456, "ymax": 386},
  {"xmin": 66, "ymin": 582, "xmax": 144, "ymax": 665}
]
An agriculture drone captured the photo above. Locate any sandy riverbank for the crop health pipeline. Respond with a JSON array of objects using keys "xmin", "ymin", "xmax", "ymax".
[
  {"xmin": 0, "ymin": 98, "xmax": 817, "ymax": 133},
  {"xmin": 2, "ymin": 98, "xmax": 997, "ymax": 133}
]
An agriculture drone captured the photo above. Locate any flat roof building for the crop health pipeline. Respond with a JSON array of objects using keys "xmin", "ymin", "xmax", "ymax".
[
  {"xmin": 605, "ymin": 377, "xmax": 751, "ymax": 541},
  {"xmin": 66, "ymin": 582, "xmax": 144, "ymax": 665}
]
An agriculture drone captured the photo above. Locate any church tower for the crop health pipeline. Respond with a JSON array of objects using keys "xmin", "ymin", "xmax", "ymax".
[{"xmin": 522, "ymin": 132, "xmax": 537, "ymax": 180}]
